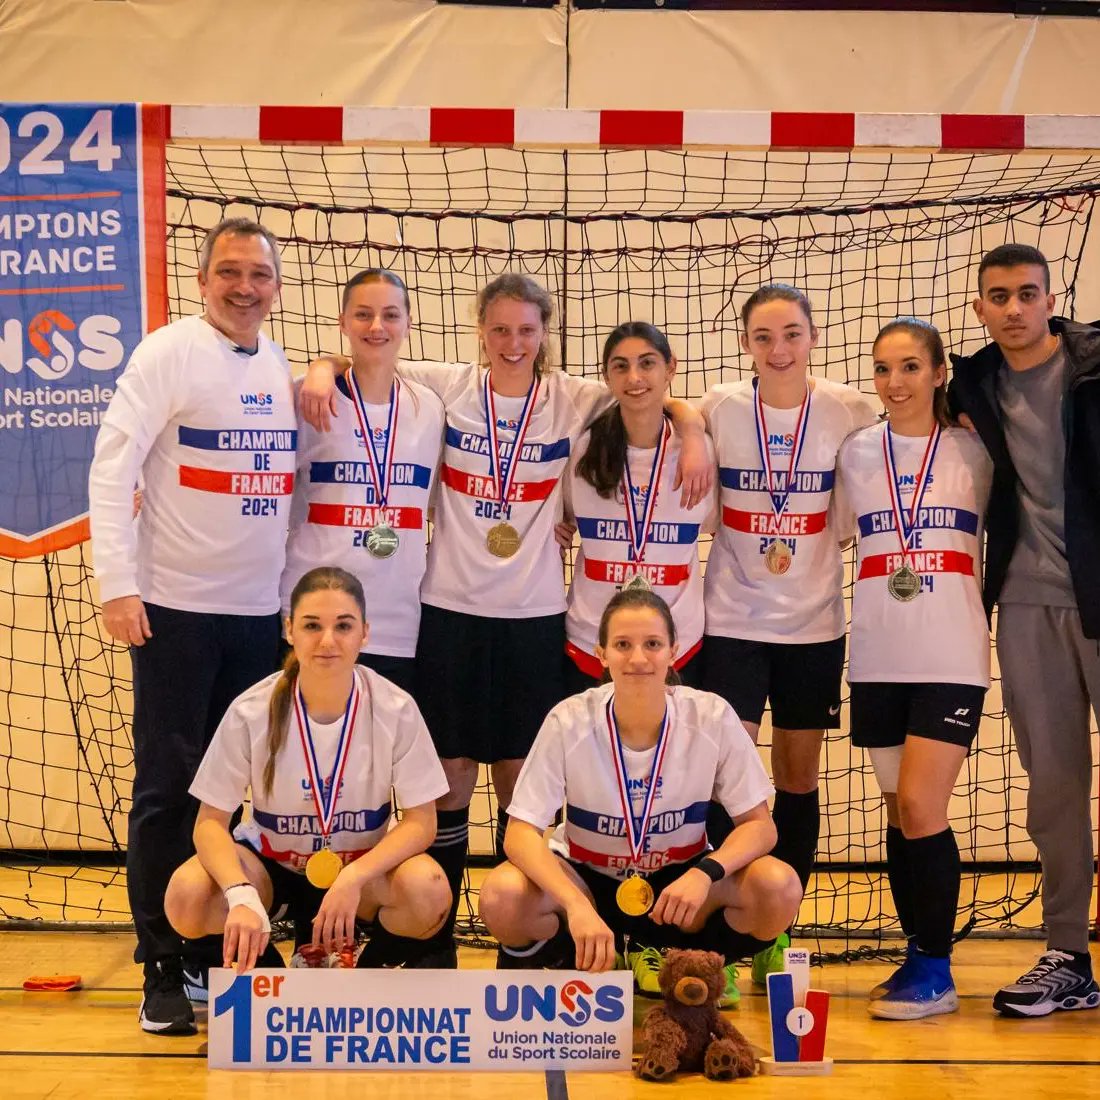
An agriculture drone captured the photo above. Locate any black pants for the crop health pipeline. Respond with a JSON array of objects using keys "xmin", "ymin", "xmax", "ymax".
[{"xmin": 127, "ymin": 603, "xmax": 281, "ymax": 964}]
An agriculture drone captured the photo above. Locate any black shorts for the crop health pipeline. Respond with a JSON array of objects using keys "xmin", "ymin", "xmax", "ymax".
[
  {"xmin": 416, "ymin": 604, "xmax": 566, "ymax": 764},
  {"xmin": 849, "ymin": 681, "xmax": 987, "ymax": 749},
  {"xmin": 569, "ymin": 856, "xmax": 770, "ymax": 964},
  {"xmin": 357, "ymin": 652, "xmax": 417, "ymax": 699},
  {"xmin": 702, "ymin": 634, "xmax": 845, "ymax": 729},
  {"xmin": 243, "ymin": 843, "xmax": 328, "ymax": 927}
]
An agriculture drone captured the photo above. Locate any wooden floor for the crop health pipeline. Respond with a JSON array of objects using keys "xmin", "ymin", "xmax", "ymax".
[{"xmin": 2, "ymin": 929, "xmax": 1099, "ymax": 1100}]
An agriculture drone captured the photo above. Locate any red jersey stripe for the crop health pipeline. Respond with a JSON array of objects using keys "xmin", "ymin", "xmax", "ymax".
[
  {"xmin": 858, "ymin": 549, "xmax": 974, "ymax": 579},
  {"xmin": 178, "ymin": 466, "xmax": 294, "ymax": 495},
  {"xmin": 722, "ymin": 506, "xmax": 828, "ymax": 536},
  {"xmin": 439, "ymin": 463, "xmax": 557, "ymax": 502},
  {"xmin": 306, "ymin": 503, "xmax": 424, "ymax": 530}
]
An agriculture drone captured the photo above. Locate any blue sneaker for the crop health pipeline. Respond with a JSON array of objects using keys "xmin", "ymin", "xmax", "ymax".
[
  {"xmin": 869, "ymin": 951, "xmax": 958, "ymax": 1020},
  {"xmin": 870, "ymin": 939, "xmax": 916, "ymax": 1000}
]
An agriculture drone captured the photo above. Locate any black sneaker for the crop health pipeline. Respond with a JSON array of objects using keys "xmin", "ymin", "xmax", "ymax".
[
  {"xmin": 993, "ymin": 951, "xmax": 1100, "ymax": 1018},
  {"xmin": 139, "ymin": 959, "xmax": 197, "ymax": 1035}
]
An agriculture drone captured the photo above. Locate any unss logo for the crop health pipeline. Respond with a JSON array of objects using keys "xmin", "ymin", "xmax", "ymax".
[
  {"xmin": 484, "ymin": 980, "xmax": 626, "ymax": 1026},
  {"xmin": 0, "ymin": 307, "xmax": 123, "ymax": 380}
]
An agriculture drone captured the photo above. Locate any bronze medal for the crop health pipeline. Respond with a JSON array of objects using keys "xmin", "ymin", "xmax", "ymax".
[
  {"xmin": 887, "ymin": 563, "xmax": 921, "ymax": 602},
  {"xmin": 486, "ymin": 521, "xmax": 522, "ymax": 558},
  {"xmin": 764, "ymin": 539, "xmax": 793, "ymax": 576},
  {"xmin": 615, "ymin": 875, "xmax": 655, "ymax": 917},
  {"xmin": 365, "ymin": 522, "xmax": 399, "ymax": 559},
  {"xmin": 304, "ymin": 846, "xmax": 343, "ymax": 890}
]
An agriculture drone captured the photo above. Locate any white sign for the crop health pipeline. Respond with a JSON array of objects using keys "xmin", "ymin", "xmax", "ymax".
[{"xmin": 207, "ymin": 967, "xmax": 634, "ymax": 1071}]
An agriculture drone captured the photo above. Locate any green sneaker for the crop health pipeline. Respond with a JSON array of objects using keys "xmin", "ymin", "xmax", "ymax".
[
  {"xmin": 627, "ymin": 946, "xmax": 665, "ymax": 997},
  {"xmin": 718, "ymin": 963, "xmax": 741, "ymax": 1008},
  {"xmin": 751, "ymin": 933, "xmax": 791, "ymax": 986}
]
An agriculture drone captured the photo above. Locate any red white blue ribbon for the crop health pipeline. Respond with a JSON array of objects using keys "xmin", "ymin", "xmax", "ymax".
[
  {"xmin": 484, "ymin": 369, "xmax": 541, "ymax": 508},
  {"xmin": 882, "ymin": 423, "xmax": 941, "ymax": 557},
  {"xmin": 622, "ymin": 420, "xmax": 671, "ymax": 567},
  {"xmin": 293, "ymin": 675, "xmax": 361, "ymax": 845},
  {"xmin": 753, "ymin": 377, "xmax": 811, "ymax": 529},
  {"xmin": 345, "ymin": 369, "xmax": 401, "ymax": 510},
  {"xmin": 606, "ymin": 694, "xmax": 671, "ymax": 866}
]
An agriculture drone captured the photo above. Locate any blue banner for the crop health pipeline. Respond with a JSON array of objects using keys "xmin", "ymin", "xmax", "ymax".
[{"xmin": 0, "ymin": 103, "xmax": 165, "ymax": 556}]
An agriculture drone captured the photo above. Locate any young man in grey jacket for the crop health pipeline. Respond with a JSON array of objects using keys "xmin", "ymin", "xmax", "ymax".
[{"xmin": 948, "ymin": 243, "xmax": 1100, "ymax": 1018}]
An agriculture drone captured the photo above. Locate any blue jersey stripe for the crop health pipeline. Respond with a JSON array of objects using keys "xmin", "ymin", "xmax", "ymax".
[
  {"xmin": 445, "ymin": 425, "xmax": 570, "ymax": 464},
  {"xmin": 720, "ymin": 467, "xmax": 834, "ymax": 493},
  {"xmin": 309, "ymin": 461, "xmax": 432, "ymax": 489},
  {"xmin": 576, "ymin": 516, "xmax": 700, "ymax": 544},
  {"xmin": 857, "ymin": 507, "xmax": 979, "ymax": 538},
  {"xmin": 178, "ymin": 426, "xmax": 297, "ymax": 451},
  {"xmin": 253, "ymin": 803, "xmax": 391, "ymax": 835},
  {"xmin": 565, "ymin": 800, "xmax": 710, "ymax": 837}
]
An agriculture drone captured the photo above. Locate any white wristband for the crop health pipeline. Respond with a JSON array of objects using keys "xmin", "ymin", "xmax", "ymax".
[{"xmin": 224, "ymin": 883, "xmax": 271, "ymax": 934}]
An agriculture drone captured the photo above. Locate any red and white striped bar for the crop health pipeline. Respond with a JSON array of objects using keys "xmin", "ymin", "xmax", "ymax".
[{"xmin": 165, "ymin": 105, "xmax": 1100, "ymax": 151}]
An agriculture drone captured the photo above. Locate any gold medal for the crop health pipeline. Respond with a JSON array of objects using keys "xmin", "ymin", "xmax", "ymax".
[
  {"xmin": 887, "ymin": 563, "xmax": 921, "ymax": 602},
  {"xmin": 615, "ymin": 875, "xmax": 655, "ymax": 917},
  {"xmin": 304, "ymin": 846, "xmax": 343, "ymax": 889},
  {"xmin": 486, "ymin": 521, "xmax": 522, "ymax": 558},
  {"xmin": 764, "ymin": 539, "xmax": 793, "ymax": 576},
  {"xmin": 621, "ymin": 572, "xmax": 652, "ymax": 593}
]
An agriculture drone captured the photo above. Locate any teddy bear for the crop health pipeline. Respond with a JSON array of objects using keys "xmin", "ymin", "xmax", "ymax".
[{"xmin": 635, "ymin": 949, "xmax": 757, "ymax": 1082}]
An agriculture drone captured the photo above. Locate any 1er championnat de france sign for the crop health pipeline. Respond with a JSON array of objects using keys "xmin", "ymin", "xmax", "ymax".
[
  {"xmin": 0, "ymin": 102, "xmax": 164, "ymax": 557},
  {"xmin": 208, "ymin": 968, "xmax": 634, "ymax": 1072}
]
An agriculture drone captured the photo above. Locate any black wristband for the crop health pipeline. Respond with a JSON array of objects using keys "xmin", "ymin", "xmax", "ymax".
[{"xmin": 695, "ymin": 856, "xmax": 726, "ymax": 883}]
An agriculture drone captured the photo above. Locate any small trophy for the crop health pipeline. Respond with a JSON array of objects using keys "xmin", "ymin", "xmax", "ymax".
[{"xmin": 759, "ymin": 946, "xmax": 833, "ymax": 1075}]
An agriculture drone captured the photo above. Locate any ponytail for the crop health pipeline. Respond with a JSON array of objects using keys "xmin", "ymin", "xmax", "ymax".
[
  {"xmin": 263, "ymin": 648, "xmax": 299, "ymax": 799},
  {"xmin": 575, "ymin": 405, "xmax": 629, "ymax": 498}
]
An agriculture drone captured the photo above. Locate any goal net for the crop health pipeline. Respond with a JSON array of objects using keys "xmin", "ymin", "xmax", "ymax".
[{"xmin": 4, "ymin": 133, "xmax": 1098, "ymax": 949}]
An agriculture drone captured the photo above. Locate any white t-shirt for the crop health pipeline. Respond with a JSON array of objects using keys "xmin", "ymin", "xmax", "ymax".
[
  {"xmin": 701, "ymin": 376, "xmax": 878, "ymax": 643},
  {"xmin": 507, "ymin": 683, "xmax": 774, "ymax": 881},
  {"xmin": 836, "ymin": 422, "xmax": 993, "ymax": 687},
  {"xmin": 280, "ymin": 371, "xmax": 445, "ymax": 657},
  {"xmin": 564, "ymin": 424, "xmax": 715, "ymax": 675},
  {"xmin": 401, "ymin": 362, "xmax": 610, "ymax": 619},
  {"xmin": 190, "ymin": 665, "xmax": 449, "ymax": 874},
  {"xmin": 89, "ymin": 314, "xmax": 296, "ymax": 615}
]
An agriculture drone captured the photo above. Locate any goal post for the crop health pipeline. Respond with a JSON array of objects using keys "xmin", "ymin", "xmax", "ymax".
[{"xmin": 3, "ymin": 103, "xmax": 1099, "ymax": 946}]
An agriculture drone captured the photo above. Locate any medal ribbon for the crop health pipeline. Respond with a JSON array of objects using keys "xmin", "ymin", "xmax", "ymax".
[
  {"xmin": 621, "ymin": 420, "xmax": 670, "ymax": 565},
  {"xmin": 882, "ymin": 423, "xmax": 941, "ymax": 559},
  {"xmin": 483, "ymin": 370, "xmax": 541, "ymax": 508},
  {"xmin": 345, "ymin": 369, "xmax": 401, "ymax": 511},
  {"xmin": 605, "ymin": 695, "xmax": 671, "ymax": 866},
  {"xmin": 752, "ymin": 377, "xmax": 811, "ymax": 530},
  {"xmin": 293, "ymin": 676, "xmax": 361, "ymax": 846}
]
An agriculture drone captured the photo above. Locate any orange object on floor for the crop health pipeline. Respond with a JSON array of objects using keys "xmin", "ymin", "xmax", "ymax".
[{"xmin": 23, "ymin": 975, "xmax": 83, "ymax": 991}]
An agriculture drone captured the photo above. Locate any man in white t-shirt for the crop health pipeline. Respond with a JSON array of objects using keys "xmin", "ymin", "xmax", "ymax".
[{"xmin": 89, "ymin": 218, "xmax": 297, "ymax": 1035}]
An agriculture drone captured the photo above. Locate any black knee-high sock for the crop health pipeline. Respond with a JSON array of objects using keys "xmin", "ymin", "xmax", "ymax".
[
  {"xmin": 885, "ymin": 824, "xmax": 916, "ymax": 942},
  {"xmin": 906, "ymin": 828, "xmax": 959, "ymax": 959},
  {"xmin": 771, "ymin": 789, "xmax": 819, "ymax": 891},
  {"xmin": 426, "ymin": 806, "xmax": 469, "ymax": 942},
  {"xmin": 495, "ymin": 807, "xmax": 509, "ymax": 862},
  {"xmin": 356, "ymin": 924, "xmax": 436, "ymax": 968},
  {"xmin": 182, "ymin": 933, "xmax": 224, "ymax": 965}
]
